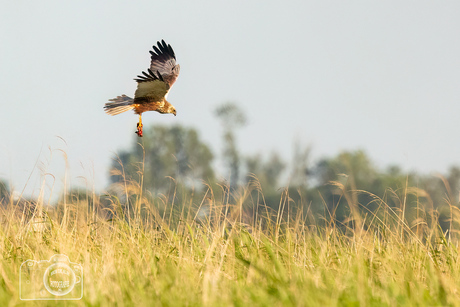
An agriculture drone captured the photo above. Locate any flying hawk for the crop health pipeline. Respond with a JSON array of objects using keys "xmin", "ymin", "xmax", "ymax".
[{"xmin": 104, "ymin": 40, "xmax": 180, "ymax": 137}]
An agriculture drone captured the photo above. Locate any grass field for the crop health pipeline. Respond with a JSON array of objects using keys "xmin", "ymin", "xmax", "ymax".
[{"xmin": 1, "ymin": 173, "xmax": 460, "ymax": 306}]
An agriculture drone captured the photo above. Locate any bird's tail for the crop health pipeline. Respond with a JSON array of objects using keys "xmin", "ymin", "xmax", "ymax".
[{"xmin": 104, "ymin": 94, "xmax": 135, "ymax": 115}]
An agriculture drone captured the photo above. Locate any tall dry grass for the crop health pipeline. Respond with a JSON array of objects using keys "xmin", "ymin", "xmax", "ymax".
[{"xmin": 1, "ymin": 163, "xmax": 460, "ymax": 306}]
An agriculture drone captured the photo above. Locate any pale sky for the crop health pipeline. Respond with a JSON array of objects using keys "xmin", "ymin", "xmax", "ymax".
[{"xmin": 1, "ymin": 1, "xmax": 460, "ymax": 199}]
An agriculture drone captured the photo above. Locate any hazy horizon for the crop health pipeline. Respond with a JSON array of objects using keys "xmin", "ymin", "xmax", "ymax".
[{"xmin": 1, "ymin": 1, "xmax": 460, "ymax": 199}]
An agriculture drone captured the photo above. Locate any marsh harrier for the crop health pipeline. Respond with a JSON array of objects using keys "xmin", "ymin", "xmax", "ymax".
[{"xmin": 104, "ymin": 40, "xmax": 180, "ymax": 137}]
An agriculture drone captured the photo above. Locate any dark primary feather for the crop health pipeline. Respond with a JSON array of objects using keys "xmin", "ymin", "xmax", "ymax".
[
  {"xmin": 148, "ymin": 40, "xmax": 180, "ymax": 88},
  {"xmin": 134, "ymin": 40, "xmax": 180, "ymax": 87},
  {"xmin": 134, "ymin": 69, "xmax": 164, "ymax": 83},
  {"xmin": 150, "ymin": 40, "xmax": 176, "ymax": 61},
  {"xmin": 150, "ymin": 69, "xmax": 164, "ymax": 82}
]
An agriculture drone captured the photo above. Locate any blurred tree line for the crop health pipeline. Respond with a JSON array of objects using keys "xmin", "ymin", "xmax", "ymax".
[
  {"xmin": 0, "ymin": 180, "xmax": 8, "ymax": 204},
  {"xmin": 108, "ymin": 103, "xmax": 460, "ymax": 233}
]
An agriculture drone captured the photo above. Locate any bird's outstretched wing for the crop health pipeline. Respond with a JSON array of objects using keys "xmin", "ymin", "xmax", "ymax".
[
  {"xmin": 133, "ymin": 68, "xmax": 169, "ymax": 100},
  {"xmin": 148, "ymin": 40, "xmax": 180, "ymax": 88},
  {"xmin": 133, "ymin": 40, "xmax": 180, "ymax": 100}
]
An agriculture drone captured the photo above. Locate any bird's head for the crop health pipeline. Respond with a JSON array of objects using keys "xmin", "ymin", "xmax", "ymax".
[
  {"xmin": 160, "ymin": 100, "xmax": 177, "ymax": 116},
  {"xmin": 166, "ymin": 102, "xmax": 176, "ymax": 116}
]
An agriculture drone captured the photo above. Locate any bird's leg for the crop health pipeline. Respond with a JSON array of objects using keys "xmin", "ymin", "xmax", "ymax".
[{"xmin": 136, "ymin": 114, "xmax": 143, "ymax": 137}]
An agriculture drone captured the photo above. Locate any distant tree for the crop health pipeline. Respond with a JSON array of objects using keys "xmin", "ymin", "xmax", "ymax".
[
  {"xmin": 110, "ymin": 124, "xmax": 215, "ymax": 194},
  {"xmin": 310, "ymin": 150, "xmax": 378, "ymax": 223},
  {"xmin": 215, "ymin": 102, "xmax": 247, "ymax": 189},
  {"xmin": 290, "ymin": 142, "xmax": 312, "ymax": 188},
  {"xmin": 315, "ymin": 150, "xmax": 377, "ymax": 189},
  {"xmin": 445, "ymin": 166, "xmax": 460, "ymax": 203},
  {"xmin": 0, "ymin": 179, "xmax": 9, "ymax": 205},
  {"xmin": 246, "ymin": 152, "xmax": 286, "ymax": 193},
  {"xmin": 245, "ymin": 152, "xmax": 286, "ymax": 211}
]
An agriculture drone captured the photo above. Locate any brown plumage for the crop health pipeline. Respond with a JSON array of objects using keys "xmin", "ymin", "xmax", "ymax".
[{"xmin": 104, "ymin": 40, "xmax": 180, "ymax": 137}]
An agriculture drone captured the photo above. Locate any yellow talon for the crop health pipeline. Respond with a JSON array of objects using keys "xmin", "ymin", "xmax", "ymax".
[{"xmin": 136, "ymin": 115, "xmax": 143, "ymax": 137}]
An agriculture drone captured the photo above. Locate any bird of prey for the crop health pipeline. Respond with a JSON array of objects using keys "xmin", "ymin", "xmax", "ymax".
[{"xmin": 104, "ymin": 40, "xmax": 180, "ymax": 137}]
